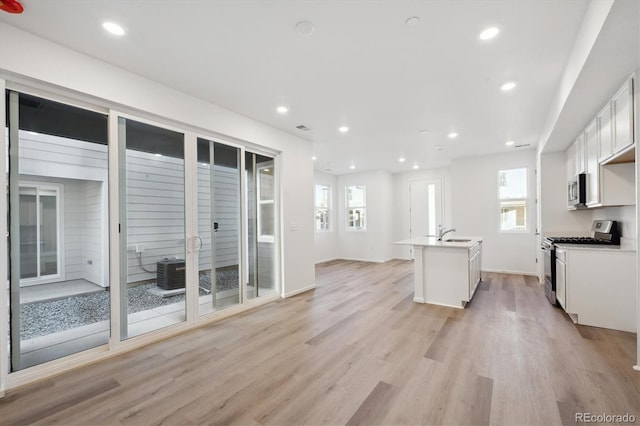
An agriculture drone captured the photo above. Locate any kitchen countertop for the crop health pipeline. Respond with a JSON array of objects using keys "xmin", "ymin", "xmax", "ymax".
[
  {"xmin": 393, "ymin": 236, "xmax": 482, "ymax": 249},
  {"xmin": 554, "ymin": 238, "xmax": 636, "ymax": 252}
]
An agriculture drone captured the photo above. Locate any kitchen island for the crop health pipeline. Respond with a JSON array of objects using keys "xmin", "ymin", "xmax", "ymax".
[{"xmin": 394, "ymin": 236, "xmax": 483, "ymax": 308}]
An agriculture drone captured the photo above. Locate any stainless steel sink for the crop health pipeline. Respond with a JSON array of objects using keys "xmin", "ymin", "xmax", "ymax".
[{"xmin": 444, "ymin": 238, "xmax": 471, "ymax": 243}]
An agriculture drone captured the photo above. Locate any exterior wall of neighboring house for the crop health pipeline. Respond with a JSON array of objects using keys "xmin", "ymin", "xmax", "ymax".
[
  {"xmin": 18, "ymin": 131, "xmax": 108, "ymax": 287},
  {"xmin": 18, "ymin": 131, "xmax": 245, "ymax": 286}
]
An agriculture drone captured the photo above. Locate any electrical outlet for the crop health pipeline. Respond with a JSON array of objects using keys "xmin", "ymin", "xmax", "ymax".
[{"xmin": 87, "ymin": 260, "xmax": 92, "ymax": 265}]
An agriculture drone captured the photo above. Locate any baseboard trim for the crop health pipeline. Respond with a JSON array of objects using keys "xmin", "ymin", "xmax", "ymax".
[
  {"xmin": 283, "ymin": 284, "xmax": 316, "ymax": 298},
  {"xmin": 338, "ymin": 257, "xmax": 395, "ymax": 264},
  {"xmin": 413, "ymin": 297, "xmax": 425, "ymax": 303},
  {"xmin": 482, "ymin": 268, "xmax": 539, "ymax": 277},
  {"xmin": 315, "ymin": 257, "xmax": 339, "ymax": 265}
]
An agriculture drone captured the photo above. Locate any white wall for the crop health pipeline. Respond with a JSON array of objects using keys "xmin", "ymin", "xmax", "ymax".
[
  {"xmin": 539, "ymin": 151, "xmax": 593, "ymax": 235},
  {"xmin": 314, "ymin": 171, "xmax": 338, "ymax": 263},
  {"xmin": 593, "ymin": 206, "xmax": 636, "ymax": 240},
  {"xmin": 451, "ymin": 150, "xmax": 538, "ymax": 275},
  {"xmin": 0, "ymin": 22, "xmax": 315, "ymax": 296},
  {"xmin": 336, "ymin": 170, "xmax": 394, "ymax": 263},
  {"xmin": 392, "ymin": 167, "xmax": 452, "ymax": 260}
]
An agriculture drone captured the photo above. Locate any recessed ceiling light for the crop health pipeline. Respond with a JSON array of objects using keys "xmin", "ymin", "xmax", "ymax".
[
  {"xmin": 505, "ymin": 140, "xmax": 515, "ymax": 146},
  {"xmin": 349, "ymin": 164, "xmax": 356, "ymax": 170},
  {"xmin": 312, "ymin": 156, "xmax": 317, "ymax": 160},
  {"xmin": 398, "ymin": 157, "xmax": 406, "ymax": 163},
  {"xmin": 276, "ymin": 106, "xmax": 289, "ymax": 114},
  {"xmin": 501, "ymin": 81, "xmax": 517, "ymax": 91},
  {"xmin": 406, "ymin": 16, "xmax": 420, "ymax": 27},
  {"xmin": 339, "ymin": 126, "xmax": 349, "ymax": 133},
  {"xmin": 102, "ymin": 21, "xmax": 126, "ymax": 36},
  {"xmin": 413, "ymin": 164, "xmax": 419, "ymax": 170},
  {"xmin": 419, "ymin": 129, "xmax": 430, "ymax": 134},
  {"xmin": 295, "ymin": 21, "xmax": 315, "ymax": 36},
  {"xmin": 479, "ymin": 27, "xmax": 499, "ymax": 40},
  {"xmin": 435, "ymin": 145, "xmax": 444, "ymax": 151},
  {"xmin": 447, "ymin": 132, "xmax": 458, "ymax": 139}
]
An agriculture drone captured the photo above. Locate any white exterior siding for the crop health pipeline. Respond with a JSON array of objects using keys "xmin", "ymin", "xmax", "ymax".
[
  {"xmin": 63, "ymin": 179, "xmax": 82, "ymax": 281},
  {"xmin": 126, "ymin": 151, "xmax": 241, "ymax": 284},
  {"xmin": 14, "ymin": 132, "xmax": 252, "ymax": 286},
  {"xmin": 197, "ymin": 164, "xmax": 240, "ymax": 272},
  {"xmin": 125, "ymin": 150, "xmax": 186, "ymax": 284},
  {"xmin": 82, "ymin": 180, "xmax": 105, "ymax": 285},
  {"xmin": 17, "ymin": 131, "xmax": 109, "ymax": 286}
]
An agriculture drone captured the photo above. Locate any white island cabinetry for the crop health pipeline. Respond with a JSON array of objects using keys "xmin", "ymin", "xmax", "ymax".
[{"xmin": 394, "ymin": 237, "xmax": 482, "ymax": 309}]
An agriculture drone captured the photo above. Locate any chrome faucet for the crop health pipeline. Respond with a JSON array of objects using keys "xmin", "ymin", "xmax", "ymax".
[{"xmin": 437, "ymin": 228, "xmax": 456, "ymax": 241}]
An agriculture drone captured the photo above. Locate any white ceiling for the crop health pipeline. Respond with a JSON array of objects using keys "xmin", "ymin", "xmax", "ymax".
[{"xmin": 0, "ymin": 0, "xmax": 596, "ymax": 174}]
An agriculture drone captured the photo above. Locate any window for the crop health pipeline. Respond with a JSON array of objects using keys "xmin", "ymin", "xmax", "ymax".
[
  {"xmin": 346, "ymin": 185, "xmax": 366, "ymax": 231},
  {"xmin": 498, "ymin": 168, "xmax": 528, "ymax": 231},
  {"xmin": 257, "ymin": 164, "xmax": 275, "ymax": 241},
  {"xmin": 315, "ymin": 184, "xmax": 330, "ymax": 231},
  {"xmin": 19, "ymin": 183, "xmax": 63, "ymax": 282}
]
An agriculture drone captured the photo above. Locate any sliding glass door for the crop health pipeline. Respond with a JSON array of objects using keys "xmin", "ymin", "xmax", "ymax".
[
  {"xmin": 7, "ymin": 90, "xmax": 110, "ymax": 371},
  {"xmin": 3, "ymin": 90, "xmax": 281, "ymax": 376},
  {"xmin": 18, "ymin": 185, "xmax": 61, "ymax": 282},
  {"xmin": 246, "ymin": 152, "xmax": 277, "ymax": 300}
]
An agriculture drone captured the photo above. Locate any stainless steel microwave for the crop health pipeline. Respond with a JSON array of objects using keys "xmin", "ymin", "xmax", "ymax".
[{"xmin": 568, "ymin": 173, "xmax": 586, "ymax": 207}]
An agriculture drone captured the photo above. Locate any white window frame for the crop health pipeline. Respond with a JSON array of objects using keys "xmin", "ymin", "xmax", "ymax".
[
  {"xmin": 346, "ymin": 185, "xmax": 366, "ymax": 231},
  {"xmin": 257, "ymin": 163, "xmax": 275, "ymax": 243},
  {"xmin": 315, "ymin": 184, "xmax": 331, "ymax": 232},
  {"xmin": 18, "ymin": 181, "xmax": 65, "ymax": 285},
  {"xmin": 498, "ymin": 167, "xmax": 529, "ymax": 233}
]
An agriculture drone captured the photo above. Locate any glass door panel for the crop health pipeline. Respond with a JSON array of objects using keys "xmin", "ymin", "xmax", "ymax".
[
  {"xmin": 7, "ymin": 90, "xmax": 110, "ymax": 371},
  {"xmin": 409, "ymin": 178, "xmax": 443, "ymax": 258},
  {"xmin": 197, "ymin": 139, "xmax": 241, "ymax": 315},
  {"xmin": 246, "ymin": 152, "xmax": 277, "ymax": 300},
  {"xmin": 119, "ymin": 117, "xmax": 186, "ymax": 339},
  {"xmin": 18, "ymin": 186, "xmax": 60, "ymax": 281},
  {"xmin": 19, "ymin": 189, "xmax": 37, "ymax": 279},
  {"xmin": 39, "ymin": 192, "xmax": 58, "ymax": 276}
]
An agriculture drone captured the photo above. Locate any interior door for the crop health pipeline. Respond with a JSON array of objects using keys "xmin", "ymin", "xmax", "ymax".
[{"xmin": 409, "ymin": 178, "xmax": 443, "ymax": 258}]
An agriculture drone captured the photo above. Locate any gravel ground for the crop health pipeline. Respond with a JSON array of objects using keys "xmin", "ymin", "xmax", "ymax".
[{"xmin": 20, "ymin": 269, "xmax": 239, "ymax": 340}]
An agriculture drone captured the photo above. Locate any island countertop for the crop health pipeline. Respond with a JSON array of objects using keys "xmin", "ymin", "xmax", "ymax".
[{"xmin": 394, "ymin": 236, "xmax": 483, "ymax": 249}]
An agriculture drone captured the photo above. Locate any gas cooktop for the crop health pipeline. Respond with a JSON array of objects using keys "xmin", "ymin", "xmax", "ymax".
[
  {"xmin": 545, "ymin": 220, "xmax": 620, "ymax": 246},
  {"xmin": 545, "ymin": 236, "xmax": 616, "ymax": 245}
]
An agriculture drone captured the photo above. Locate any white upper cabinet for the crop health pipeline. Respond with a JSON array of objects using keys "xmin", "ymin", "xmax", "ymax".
[
  {"xmin": 598, "ymin": 102, "xmax": 613, "ymax": 162},
  {"xmin": 566, "ymin": 142, "xmax": 575, "ymax": 181},
  {"xmin": 575, "ymin": 132, "xmax": 586, "ymax": 174},
  {"xmin": 612, "ymin": 77, "xmax": 634, "ymax": 154},
  {"xmin": 584, "ymin": 118, "xmax": 599, "ymax": 206}
]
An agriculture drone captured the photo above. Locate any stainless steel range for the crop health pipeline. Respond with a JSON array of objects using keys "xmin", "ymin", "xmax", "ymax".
[{"xmin": 541, "ymin": 220, "xmax": 620, "ymax": 305}]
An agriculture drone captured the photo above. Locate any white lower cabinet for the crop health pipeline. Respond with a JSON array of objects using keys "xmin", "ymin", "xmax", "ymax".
[
  {"xmin": 561, "ymin": 246, "xmax": 636, "ymax": 332},
  {"xmin": 468, "ymin": 243, "xmax": 482, "ymax": 297},
  {"xmin": 555, "ymin": 248, "xmax": 566, "ymax": 309}
]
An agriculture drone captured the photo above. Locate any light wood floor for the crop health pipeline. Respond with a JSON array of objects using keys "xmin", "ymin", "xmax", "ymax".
[{"xmin": 1, "ymin": 259, "xmax": 638, "ymax": 425}]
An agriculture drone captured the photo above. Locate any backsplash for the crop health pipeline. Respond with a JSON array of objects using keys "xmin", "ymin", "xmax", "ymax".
[{"xmin": 592, "ymin": 206, "xmax": 636, "ymax": 239}]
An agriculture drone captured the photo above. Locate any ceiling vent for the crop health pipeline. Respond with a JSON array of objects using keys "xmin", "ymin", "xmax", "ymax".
[
  {"xmin": 514, "ymin": 143, "xmax": 531, "ymax": 148},
  {"xmin": 296, "ymin": 124, "xmax": 312, "ymax": 131}
]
